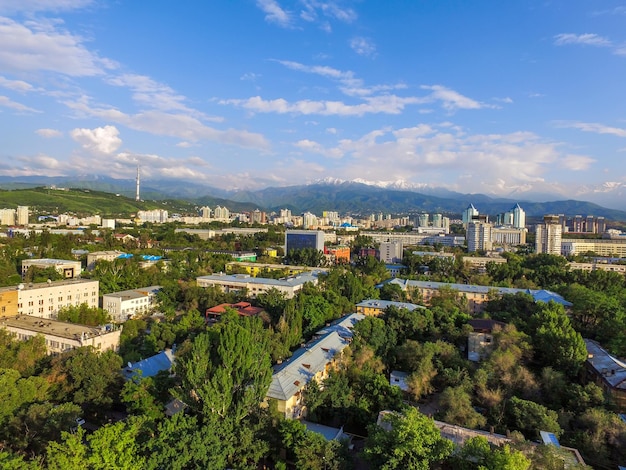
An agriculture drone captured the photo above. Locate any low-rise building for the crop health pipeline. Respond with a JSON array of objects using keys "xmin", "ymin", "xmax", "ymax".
[
  {"xmin": 584, "ymin": 339, "xmax": 626, "ymax": 412},
  {"xmin": 355, "ymin": 299, "xmax": 425, "ymax": 317},
  {"xmin": 86, "ymin": 251, "xmax": 126, "ymax": 270},
  {"xmin": 467, "ymin": 318, "xmax": 505, "ymax": 362},
  {"xmin": 265, "ymin": 313, "xmax": 364, "ymax": 419},
  {"xmin": 225, "ymin": 262, "xmax": 328, "ymax": 277},
  {"xmin": 205, "ymin": 302, "xmax": 265, "ymax": 321},
  {"xmin": 21, "ymin": 258, "xmax": 82, "ymax": 279},
  {"xmin": 0, "ymin": 279, "xmax": 99, "ymax": 319},
  {"xmin": 197, "ymin": 271, "xmax": 322, "ymax": 299},
  {"xmin": 386, "ymin": 279, "xmax": 571, "ymax": 314},
  {"xmin": 102, "ymin": 286, "xmax": 161, "ymax": 322},
  {"xmin": 0, "ymin": 315, "xmax": 120, "ymax": 354},
  {"xmin": 122, "ymin": 349, "xmax": 175, "ymax": 381}
]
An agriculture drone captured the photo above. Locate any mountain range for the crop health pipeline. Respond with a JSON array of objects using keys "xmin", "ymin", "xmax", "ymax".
[{"xmin": 1, "ymin": 175, "xmax": 625, "ymax": 221}]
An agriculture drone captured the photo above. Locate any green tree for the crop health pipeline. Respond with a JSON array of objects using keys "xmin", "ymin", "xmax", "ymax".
[
  {"xmin": 364, "ymin": 407, "xmax": 454, "ymax": 470},
  {"xmin": 437, "ymin": 385, "xmax": 487, "ymax": 429},
  {"xmin": 506, "ymin": 397, "xmax": 561, "ymax": 440},
  {"xmin": 175, "ymin": 316, "xmax": 272, "ymax": 422},
  {"xmin": 57, "ymin": 303, "xmax": 111, "ymax": 326}
]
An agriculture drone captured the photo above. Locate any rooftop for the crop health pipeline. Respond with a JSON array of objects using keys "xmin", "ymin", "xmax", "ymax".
[
  {"xmin": 584, "ymin": 339, "xmax": 626, "ymax": 390},
  {"xmin": 356, "ymin": 299, "xmax": 425, "ymax": 312},
  {"xmin": 197, "ymin": 271, "xmax": 323, "ymax": 287},
  {"xmin": 0, "ymin": 315, "xmax": 115, "ymax": 341},
  {"xmin": 0, "ymin": 278, "xmax": 97, "ymax": 294}
]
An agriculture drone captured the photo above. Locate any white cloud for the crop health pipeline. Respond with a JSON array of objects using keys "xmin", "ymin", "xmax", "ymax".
[
  {"xmin": 70, "ymin": 125, "xmax": 122, "ymax": 154},
  {"xmin": 36, "ymin": 128, "xmax": 62, "ymax": 138},
  {"xmin": 561, "ymin": 154, "xmax": 595, "ymax": 171},
  {"xmin": 421, "ymin": 85, "xmax": 492, "ymax": 111},
  {"xmin": 221, "ymin": 94, "xmax": 424, "ymax": 116},
  {"xmin": 287, "ymin": 124, "xmax": 575, "ymax": 194},
  {"xmin": 350, "ymin": 37, "xmax": 376, "ymax": 58},
  {"xmin": 554, "ymin": 121, "xmax": 626, "ymax": 137},
  {"xmin": 0, "ymin": 76, "xmax": 34, "ymax": 92},
  {"xmin": 0, "ymin": 17, "xmax": 114, "ymax": 76},
  {"xmin": 65, "ymin": 96, "xmax": 270, "ymax": 150},
  {"xmin": 0, "ymin": 95, "xmax": 39, "ymax": 112},
  {"xmin": 106, "ymin": 73, "xmax": 210, "ymax": 118},
  {"xmin": 256, "ymin": 0, "xmax": 291, "ymax": 27},
  {"xmin": 554, "ymin": 33, "xmax": 612, "ymax": 47}
]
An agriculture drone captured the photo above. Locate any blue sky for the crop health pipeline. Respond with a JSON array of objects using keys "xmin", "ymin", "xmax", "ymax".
[{"xmin": 1, "ymin": 0, "xmax": 625, "ymax": 206}]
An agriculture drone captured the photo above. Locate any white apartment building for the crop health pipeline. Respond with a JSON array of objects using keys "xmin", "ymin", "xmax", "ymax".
[
  {"xmin": 379, "ymin": 241, "xmax": 404, "ymax": 263},
  {"xmin": 536, "ymin": 215, "xmax": 562, "ymax": 255},
  {"xmin": 21, "ymin": 259, "xmax": 82, "ymax": 279},
  {"xmin": 0, "ymin": 279, "xmax": 99, "ymax": 319},
  {"xmin": 467, "ymin": 221, "xmax": 493, "ymax": 252},
  {"xmin": 87, "ymin": 251, "xmax": 126, "ymax": 270},
  {"xmin": 492, "ymin": 226, "xmax": 527, "ymax": 246},
  {"xmin": 197, "ymin": 271, "xmax": 322, "ymax": 299},
  {"xmin": 102, "ymin": 286, "xmax": 162, "ymax": 323},
  {"xmin": 137, "ymin": 209, "xmax": 168, "ymax": 223}
]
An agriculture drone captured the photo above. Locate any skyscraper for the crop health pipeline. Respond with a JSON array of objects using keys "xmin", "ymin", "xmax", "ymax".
[
  {"xmin": 16, "ymin": 206, "xmax": 29, "ymax": 226},
  {"xmin": 462, "ymin": 204, "xmax": 479, "ymax": 227},
  {"xmin": 536, "ymin": 215, "xmax": 562, "ymax": 255}
]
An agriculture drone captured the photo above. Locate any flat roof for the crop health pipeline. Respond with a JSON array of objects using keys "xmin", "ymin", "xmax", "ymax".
[
  {"xmin": 22, "ymin": 258, "xmax": 80, "ymax": 265},
  {"xmin": 102, "ymin": 286, "xmax": 161, "ymax": 299},
  {"xmin": 356, "ymin": 299, "xmax": 425, "ymax": 311},
  {"xmin": 197, "ymin": 271, "xmax": 322, "ymax": 287},
  {"xmin": 0, "ymin": 279, "xmax": 97, "ymax": 294},
  {"xmin": 0, "ymin": 315, "xmax": 114, "ymax": 341}
]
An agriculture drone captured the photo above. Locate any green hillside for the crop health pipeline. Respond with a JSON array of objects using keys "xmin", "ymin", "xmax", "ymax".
[{"xmin": 0, "ymin": 187, "xmax": 196, "ymax": 218}]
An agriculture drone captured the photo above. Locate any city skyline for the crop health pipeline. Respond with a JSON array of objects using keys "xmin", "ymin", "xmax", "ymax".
[{"xmin": 1, "ymin": 1, "xmax": 626, "ymax": 207}]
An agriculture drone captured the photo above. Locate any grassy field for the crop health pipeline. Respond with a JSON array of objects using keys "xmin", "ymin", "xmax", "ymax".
[{"xmin": 0, "ymin": 187, "xmax": 198, "ymax": 218}]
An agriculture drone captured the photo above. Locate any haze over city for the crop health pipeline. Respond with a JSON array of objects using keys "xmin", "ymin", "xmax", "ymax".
[{"xmin": 1, "ymin": 0, "xmax": 626, "ymax": 207}]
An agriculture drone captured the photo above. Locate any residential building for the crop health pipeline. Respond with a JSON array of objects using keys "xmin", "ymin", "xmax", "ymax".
[
  {"xmin": 21, "ymin": 258, "xmax": 82, "ymax": 279},
  {"xmin": 462, "ymin": 256, "xmax": 507, "ymax": 273},
  {"xmin": 225, "ymin": 261, "xmax": 328, "ymax": 277},
  {"xmin": 102, "ymin": 286, "xmax": 162, "ymax": 322},
  {"xmin": 355, "ymin": 299, "xmax": 425, "ymax": 317},
  {"xmin": 324, "ymin": 245, "xmax": 350, "ymax": 264},
  {"xmin": 0, "ymin": 208, "xmax": 15, "ymax": 226},
  {"xmin": 536, "ymin": 215, "xmax": 562, "ymax": 255},
  {"xmin": 265, "ymin": 313, "xmax": 364, "ymax": 419},
  {"xmin": 417, "ymin": 213, "xmax": 429, "ymax": 228},
  {"xmin": 561, "ymin": 238, "xmax": 626, "ymax": 257},
  {"xmin": 386, "ymin": 279, "xmax": 572, "ymax": 314},
  {"xmin": 137, "ymin": 209, "xmax": 168, "ymax": 223},
  {"xmin": 197, "ymin": 271, "xmax": 322, "ymax": 299},
  {"xmin": 467, "ymin": 318, "xmax": 505, "ymax": 361},
  {"xmin": 568, "ymin": 261, "xmax": 626, "ymax": 275},
  {"xmin": 213, "ymin": 205, "xmax": 231, "ymax": 220},
  {"xmin": 379, "ymin": 240, "xmax": 403, "ymax": 263},
  {"xmin": 0, "ymin": 279, "xmax": 99, "ymax": 319},
  {"xmin": 0, "ymin": 315, "xmax": 120, "ymax": 354},
  {"xmin": 200, "ymin": 206, "xmax": 212, "ymax": 219},
  {"xmin": 87, "ymin": 250, "xmax": 126, "ymax": 270},
  {"xmin": 583, "ymin": 339, "xmax": 626, "ymax": 412},
  {"xmin": 285, "ymin": 230, "xmax": 325, "ymax": 254},
  {"xmin": 467, "ymin": 220, "xmax": 493, "ymax": 252},
  {"xmin": 16, "ymin": 206, "xmax": 29, "ymax": 225}
]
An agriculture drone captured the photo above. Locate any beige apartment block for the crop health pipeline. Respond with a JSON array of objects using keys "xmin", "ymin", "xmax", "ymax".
[{"xmin": 0, "ymin": 279, "xmax": 99, "ymax": 319}]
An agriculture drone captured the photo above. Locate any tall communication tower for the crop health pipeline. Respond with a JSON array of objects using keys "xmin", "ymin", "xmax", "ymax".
[{"xmin": 135, "ymin": 166, "xmax": 140, "ymax": 201}]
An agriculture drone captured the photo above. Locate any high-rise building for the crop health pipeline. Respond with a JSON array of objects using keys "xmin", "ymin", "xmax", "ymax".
[
  {"xmin": 432, "ymin": 213, "xmax": 442, "ymax": 228},
  {"xmin": 467, "ymin": 221, "xmax": 493, "ymax": 252},
  {"xmin": 302, "ymin": 212, "xmax": 318, "ymax": 228},
  {"xmin": 462, "ymin": 204, "xmax": 479, "ymax": 227},
  {"xmin": 511, "ymin": 204, "xmax": 526, "ymax": 229},
  {"xmin": 200, "ymin": 206, "xmax": 212, "ymax": 219},
  {"xmin": 16, "ymin": 206, "xmax": 29, "ymax": 226},
  {"xmin": 0, "ymin": 209, "xmax": 16, "ymax": 226},
  {"xmin": 536, "ymin": 215, "xmax": 562, "ymax": 255},
  {"xmin": 418, "ymin": 213, "xmax": 429, "ymax": 228},
  {"xmin": 379, "ymin": 241, "xmax": 404, "ymax": 263},
  {"xmin": 213, "ymin": 206, "xmax": 230, "ymax": 220}
]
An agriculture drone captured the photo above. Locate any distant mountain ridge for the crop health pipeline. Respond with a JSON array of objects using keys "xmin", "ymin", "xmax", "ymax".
[{"xmin": 0, "ymin": 175, "xmax": 625, "ymax": 220}]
